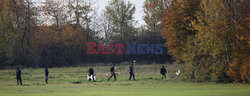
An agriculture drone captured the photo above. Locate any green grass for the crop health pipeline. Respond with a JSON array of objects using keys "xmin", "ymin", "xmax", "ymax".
[{"xmin": 0, "ymin": 65, "xmax": 249, "ymax": 96}]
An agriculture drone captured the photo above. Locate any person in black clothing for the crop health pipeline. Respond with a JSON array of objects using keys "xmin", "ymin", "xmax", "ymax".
[
  {"xmin": 160, "ymin": 66, "xmax": 167, "ymax": 79},
  {"xmin": 16, "ymin": 68, "xmax": 22, "ymax": 85},
  {"xmin": 128, "ymin": 64, "xmax": 135, "ymax": 80},
  {"xmin": 45, "ymin": 67, "xmax": 49, "ymax": 84},
  {"xmin": 107, "ymin": 65, "xmax": 116, "ymax": 81},
  {"xmin": 88, "ymin": 66, "xmax": 96, "ymax": 82}
]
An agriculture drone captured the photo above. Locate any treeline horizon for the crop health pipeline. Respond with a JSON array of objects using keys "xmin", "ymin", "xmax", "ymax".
[
  {"xmin": 0, "ymin": 0, "xmax": 172, "ymax": 69},
  {"xmin": 0, "ymin": 0, "xmax": 249, "ymax": 83}
]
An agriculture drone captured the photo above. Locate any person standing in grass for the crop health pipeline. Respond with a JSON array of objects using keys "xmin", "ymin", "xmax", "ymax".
[
  {"xmin": 128, "ymin": 64, "xmax": 135, "ymax": 80},
  {"xmin": 107, "ymin": 65, "xmax": 116, "ymax": 81},
  {"xmin": 16, "ymin": 68, "xmax": 22, "ymax": 85},
  {"xmin": 129, "ymin": 60, "xmax": 136, "ymax": 80},
  {"xmin": 88, "ymin": 66, "xmax": 96, "ymax": 82},
  {"xmin": 160, "ymin": 66, "xmax": 167, "ymax": 79},
  {"xmin": 45, "ymin": 67, "xmax": 49, "ymax": 84}
]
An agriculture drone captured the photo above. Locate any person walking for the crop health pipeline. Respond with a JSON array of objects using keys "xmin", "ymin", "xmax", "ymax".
[
  {"xmin": 128, "ymin": 63, "xmax": 135, "ymax": 80},
  {"xmin": 107, "ymin": 65, "xmax": 116, "ymax": 81}
]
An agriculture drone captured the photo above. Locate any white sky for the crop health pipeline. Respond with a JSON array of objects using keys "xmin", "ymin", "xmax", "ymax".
[{"xmin": 36, "ymin": 0, "xmax": 146, "ymax": 26}]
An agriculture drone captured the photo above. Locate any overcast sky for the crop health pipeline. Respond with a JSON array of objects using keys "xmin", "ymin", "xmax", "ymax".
[{"xmin": 37, "ymin": 0, "xmax": 146, "ymax": 26}]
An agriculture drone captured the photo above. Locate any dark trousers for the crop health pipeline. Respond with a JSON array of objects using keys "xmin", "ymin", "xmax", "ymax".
[
  {"xmin": 161, "ymin": 73, "xmax": 166, "ymax": 79},
  {"xmin": 45, "ymin": 74, "xmax": 48, "ymax": 84},
  {"xmin": 129, "ymin": 72, "xmax": 135, "ymax": 80},
  {"xmin": 16, "ymin": 75, "xmax": 22, "ymax": 85},
  {"xmin": 108, "ymin": 72, "xmax": 116, "ymax": 81}
]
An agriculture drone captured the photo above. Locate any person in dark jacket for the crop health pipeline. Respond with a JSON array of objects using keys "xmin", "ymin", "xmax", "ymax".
[
  {"xmin": 107, "ymin": 65, "xmax": 116, "ymax": 81},
  {"xmin": 128, "ymin": 64, "xmax": 135, "ymax": 80},
  {"xmin": 45, "ymin": 67, "xmax": 49, "ymax": 84},
  {"xmin": 160, "ymin": 66, "xmax": 167, "ymax": 79},
  {"xmin": 88, "ymin": 66, "xmax": 96, "ymax": 82},
  {"xmin": 16, "ymin": 68, "xmax": 22, "ymax": 85}
]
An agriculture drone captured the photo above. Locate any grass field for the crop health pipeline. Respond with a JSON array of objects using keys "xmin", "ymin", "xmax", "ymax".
[{"xmin": 0, "ymin": 64, "xmax": 249, "ymax": 96}]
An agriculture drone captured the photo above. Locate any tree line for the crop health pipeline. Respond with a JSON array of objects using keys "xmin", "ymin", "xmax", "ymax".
[{"xmin": 0, "ymin": 0, "xmax": 171, "ymax": 69}]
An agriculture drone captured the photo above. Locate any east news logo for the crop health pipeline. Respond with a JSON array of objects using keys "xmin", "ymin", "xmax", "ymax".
[{"xmin": 86, "ymin": 42, "xmax": 164, "ymax": 55}]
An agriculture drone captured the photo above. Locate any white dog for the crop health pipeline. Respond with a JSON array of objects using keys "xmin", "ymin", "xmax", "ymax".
[
  {"xmin": 87, "ymin": 75, "xmax": 96, "ymax": 81},
  {"xmin": 175, "ymin": 69, "xmax": 180, "ymax": 76}
]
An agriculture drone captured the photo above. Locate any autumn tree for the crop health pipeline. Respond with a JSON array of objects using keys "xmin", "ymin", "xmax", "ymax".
[
  {"xmin": 143, "ymin": 0, "xmax": 171, "ymax": 42},
  {"xmin": 42, "ymin": 0, "xmax": 67, "ymax": 38},
  {"xmin": 183, "ymin": 0, "xmax": 233, "ymax": 82},
  {"xmin": 161, "ymin": 0, "xmax": 200, "ymax": 62},
  {"xmin": 42, "ymin": 0, "xmax": 67, "ymax": 27},
  {"xmin": 0, "ymin": 0, "xmax": 18, "ymax": 68},
  {"xmin": 226, "ymin": 0, "xmax": 250, "ymax": 83},
  {"xmin": 6, "ymin": 0, "xmax": 39, "ymax": 67}
]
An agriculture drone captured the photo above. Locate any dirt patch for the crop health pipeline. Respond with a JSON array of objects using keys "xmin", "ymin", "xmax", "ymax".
[
  {"xmin": 72, "ymin": 81, "xmax": 81, "ymax": 84},
  {"xmin": 118, "ymin": 84, "xmax": 132, "ymax": 86}
]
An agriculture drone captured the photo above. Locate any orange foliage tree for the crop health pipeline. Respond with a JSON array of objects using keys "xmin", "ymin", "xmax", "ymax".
[{"xmin": 227, "ymin": 1, "xmax": 250, "ymax": 82}]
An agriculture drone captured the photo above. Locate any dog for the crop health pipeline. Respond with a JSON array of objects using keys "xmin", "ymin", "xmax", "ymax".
[
  {"xmin": 175, "ymin": 69, "xmax": 180, "ymax": 76},
  {"xmin": 87, "ymin": 75, "xmax": 96, "ymax": 81}
]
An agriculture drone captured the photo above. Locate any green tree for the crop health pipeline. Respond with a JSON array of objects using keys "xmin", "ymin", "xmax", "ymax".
[{"xmin": 104, "ymin": 0, "xmax": 136, "ymax": 43}]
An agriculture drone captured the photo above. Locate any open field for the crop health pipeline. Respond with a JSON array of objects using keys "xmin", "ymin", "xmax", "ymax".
[{"xmin": 0, "ymin": 65, "xmax": 249, "ymax": 96}]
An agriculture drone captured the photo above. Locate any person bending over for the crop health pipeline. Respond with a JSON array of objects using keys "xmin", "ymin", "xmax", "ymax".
[{"xmin": 88, "ymin": 66, "xmax": 96, "ymax": 82}]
